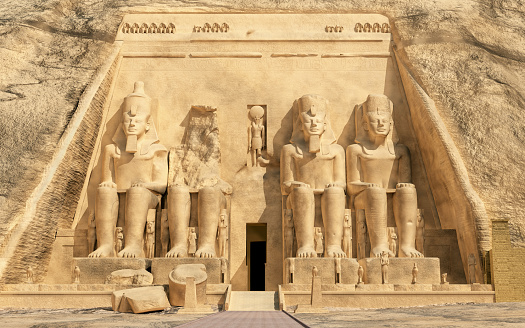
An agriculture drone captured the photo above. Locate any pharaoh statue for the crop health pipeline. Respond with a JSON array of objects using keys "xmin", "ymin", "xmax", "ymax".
[
  {"xmin": 281, "ymin": 94, "xmax": 346, "ymax": 258},
  {"xmin": 248, "ymin": 105, "xmax": 266, "ymax": 167},
  {"xmin": 218, "ymin": 209, "xmax": 228, "ymax": 258},
  {"xmin": 342, "ymin": 209, "xmax": 352, "ymax": 258},
  {"xmin": 347, "ymin": 94, "xmax": 422, "ymax": 258},
  {"xmin": 167, "ymin": 105, "xmax": 232, "ymax": 259},
  {"xmin": 89, "ymin": 81, "xmax": 168, "ymax": 258}
]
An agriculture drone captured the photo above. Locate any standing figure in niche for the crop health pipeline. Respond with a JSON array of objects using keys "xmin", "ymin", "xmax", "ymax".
[
  {"xmin": 145, "ymin": 221, "xmax": 155, "ymax": 259},
  {"xmin": 160, "ymin": 210, "xmax": 169, "ymax": 257},
  {"xmin": 342, "ymin": 209, "xmax": 352, "ymax": 258},
  {"xmin": 415, "ymin": 209, "xmax": 425, "ymax": 255},
  {"xmin": 248, "ymin": 105, "xmax": 265, "ymax": 167},
  {"xmin": 89, "ymin": 81, "xmax": 168, "ymax": 258},
  {"xmin": 347, "ymin": 94, "xmax": 422, "ymax": 258},
  {"xmin": 188, "ymin": 227, "xmax": 197, "ymax": 256},
  {"xmin": 87, "ymin": 211, "xmax": 96, "ymax": 254},
  {"xmin": 115, "ymin": 227, "xmax": 124, "ymax": 254},
  {"xmin": 281, "ymin": 94, "xmax": 346, "ymax": 258},
  {"xmin": 314, "ymin": 227, "xmax": 324, "ymax": 256},
  {"xmin": 283, "ymin": 209, "xmax": 295, "ymax": 259},
  {"xmin": 217, "ymin": 209, "xmax": 228, "ymax": 258},
  {"xmin": 356, "ymin": 214, "xmax": 367, "ymax": 260},
  {"xmin": 380, "ymin": 251, "xmax": 389, "ymax": 284},
  {"xmin": 388, "ymin": 227, "xmax": 398, "ymax": 257}
]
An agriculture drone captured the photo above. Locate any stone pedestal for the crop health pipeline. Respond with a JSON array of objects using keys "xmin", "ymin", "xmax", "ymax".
[
  {"xmin": 151, "ymin": 258, "xmax": 223, "ymax": 284},
  {"xmin": 72, "ymin": 258, "xmax": 151, "ymax": 284},
  {"xmin": 45, "ymin": 229, "xmax": 75, "ymax": 284},
  {"xmin": 285, "ymin": 258, "xmax": 360, "ymax": 285},
  {"xmin": 358, "ymin": 257, "xmax": 440, "ymax": 285}
]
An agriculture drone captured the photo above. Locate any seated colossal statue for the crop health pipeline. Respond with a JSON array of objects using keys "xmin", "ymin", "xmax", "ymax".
[
  {"xmin": 89, "ymin": 81, "xmax": 168, "ymax": 258},
  {"xmin": 280, "ymin": 94, "xmax": 346, "ymax": 258},
  {"xmin": 346, "ymin": 94, "xmax": 422, "ymax": 258},
  {"xmin": 166, "ymin": 105, "xmax": 231, "ymax": 259}
]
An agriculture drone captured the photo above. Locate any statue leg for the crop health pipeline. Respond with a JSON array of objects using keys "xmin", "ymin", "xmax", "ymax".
[
  {"xmin": 166, "ymin": 185, "xmax": 191, "ymax": 258},
  {"xmin": 359, "ymin": 187, "xmax": 392, "ymax": 257},
  {"xmin": 393, "ymin": 184, "xmax": 422, "ymax": 258},
  {"xmin": 195, "ymin": 187, "xmax": 224, "ymax": 258},
  {"xmin": 119, "ymin": 186, "xmax": 158, "ymax": 258},
  {"xmin": 321, "ymin": 186, "xmax": 346, "ymax": 258},
  {"xmin": 289, "ymin": 186, "xmax": 316, "ymax": 258},
  {"xmin": 89, "ymin": 186, "xmax": 118, "ymax": 257}
]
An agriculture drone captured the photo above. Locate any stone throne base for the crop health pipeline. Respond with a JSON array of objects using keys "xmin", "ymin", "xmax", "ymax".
[
  {"xmin": 358, "ymin": 257, "xmax": 441, "ymax": 285},
  {"xmin": 284, "ymin": 258, "xmax": 360, "ymax": 285}
]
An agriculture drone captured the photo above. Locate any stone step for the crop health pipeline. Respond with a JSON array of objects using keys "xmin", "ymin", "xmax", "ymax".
[{"xmin": 228, "ymin": 291, "xmax": 279, "ymax": 311}]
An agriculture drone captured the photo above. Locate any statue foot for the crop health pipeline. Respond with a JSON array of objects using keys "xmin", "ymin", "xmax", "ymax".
[
  {"xmin": 371, "ymin": 246, "xmax": 395, "ymax": 258},
  {"xmin": 297, "ymin": 246, "xmax": 317, "ymax": 258},
  {"xmin": 88, "ymin": 245, "xmax": 115, "ymax": 258},
  {"xmin": 118, "ymin": 245, "xmax": 143, "ymax": 258},
  {"xmin": 195, "ymin": 245, "xmax": 216, "ymax": 258},
  {"xmin": 325, "ymin": 245, "xmax": 346, "ymax": 258},
  {"xmin": 399, "ymin": 246, "xmax": 424, "ymax": 258},
  {"xmin": 166, "ymin": 245, "xmax": 187, "ymax": 258}
]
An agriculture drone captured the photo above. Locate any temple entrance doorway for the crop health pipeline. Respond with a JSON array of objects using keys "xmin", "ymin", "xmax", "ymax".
[{"xmin": 246, "ymin": 224, "xmax": 267, "ymax": 291}]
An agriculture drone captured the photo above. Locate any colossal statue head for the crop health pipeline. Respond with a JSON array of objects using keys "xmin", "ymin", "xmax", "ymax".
[
  {"xmin": 290, "ymin": 94, "xmax": 336, "ymax": 154},
  {"xmin": 355, "ymin": 94, "xmax": 398, "ymax": 155}
]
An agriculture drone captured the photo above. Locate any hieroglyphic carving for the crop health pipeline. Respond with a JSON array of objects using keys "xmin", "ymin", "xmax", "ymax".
[
  {"xmin": 325, "ymin": 25, "xmax": 344, "ymax": 32},
  {"xmin": 416, "ymin": 209, "xmax": 425, "ymax": 255},
  {"xmin": 354, "ymin": 22, "xmax": 391, "ymax": 33},
  {"xmin": 122, "ymin": 22, "xmax": 175, "ymax": 34},
  {"xmin": 193, "ymin": 23, "xmax": 229, "ymax": 33},
  {"xmin": 342, "ymin": 209, "xmax": 352, "ymax": 258}
]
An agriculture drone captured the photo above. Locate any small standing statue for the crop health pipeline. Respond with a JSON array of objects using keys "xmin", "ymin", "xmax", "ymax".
[
  {"xmin": 283, "ymin": 209, "xmax": 294, "ymax": 259},
  {"xmin": 342, "ymin": 209, "xmax": 352, "ymax": 258},
  {"xmin": 357, "ymin": 265, "xmax": 364, "ymax": 284},
  {"xmin": 388, "ymin": 227, "xmax": 398, "ymax": 257},
  {"xmin": 218, "ymin": 209, "xmax": 228, "ymax": 258},
  {"xmin": 412, "ymin": 263, "xmax": 418, "ymax": 284},
  {"xmin": 74, "ymin": 266, "xmax": 81, "ymax": 284},
  {"xmin": 220, "ymin": 258, "xmax": 228, "ymax": 283},
  {"xmin": 115, "ymin": 227, "xmax": 124, "ymax": 254},
  {"xmin": 380, "ymin": 251, "xmax": 389, "ymax": 284},
  {"xmin": 248, "ymin": 105, "xmax": 265, "ymax": 167},
  {"xmin": 357, "ymin": 213, "xmax": 368, "ymax": 260},
  {"xmin": 335, "ymin": 258, "xmax": 342, "ymax": 284},
  {"xmin": 87, "ymin": 211, "xmax": 96, "ymax": 254},
  {"xmin": 26, "ymin": 266, "xmax": 34, "ymax": 284},
  {"xmin": 288, "ymin": 258, "xmax": 295, "ymax": 284},
  {"xmin": 188, "ymin": 227, "xmax": 197, "ymax": 257},
  {"xmin": 314, "ymin": 227, "xmax": 324, "ymax": 256},
  {"xmin": 312, "ymin": 266, "xmax": 319, "ymax": 277},
  {"xmin": 145, "ymin": 221, "xmax": 155, "ymax": 259},
  {"xmin": 468, "ymin": 253, "xmax": 477, "ymax": 284},
  {"xmin": 161, "ymin": 209, "xmax": 169, "ymax": 257},
  {"xmin": 441, "ymin": 273, "xmax": 449, "ymax": 284},
  {"xmin": 415, "ymin": 209, "xmax": 425, "ymax": 255}
]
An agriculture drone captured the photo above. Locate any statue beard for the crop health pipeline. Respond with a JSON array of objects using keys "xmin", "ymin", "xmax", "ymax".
[
  {"xmin": 309, "ymin": 135, "xmax": 320, "ymax": 153},
  {"xmin": 126, "ymin": 135, "xmax": 138, "ymax": 153}
]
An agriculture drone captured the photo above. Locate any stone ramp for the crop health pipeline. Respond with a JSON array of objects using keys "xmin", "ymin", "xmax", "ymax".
[
  {"xmin": 178, "ymin": 311, "xmax": 308, "ymax": 328},
  {"xmin": 228, "ymin": 291, "xmax": 279, "ymax": 311}
]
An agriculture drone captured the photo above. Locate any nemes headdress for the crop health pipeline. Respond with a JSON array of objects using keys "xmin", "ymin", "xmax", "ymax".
[
  {"xmin": 290, "ymin": 94, "xmax": 336, "ymax": 155},
  {"xmin": 112, "ymin": 81, "xmax": 159, "ymax": 154},
  {"xmin": 355, "ymin": 94, "xmax": 397, "ymax": 154}
]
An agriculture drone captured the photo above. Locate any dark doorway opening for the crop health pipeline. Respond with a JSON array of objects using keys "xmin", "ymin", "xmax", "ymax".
[
  {"xmin": 250, "ymin": 241, "xmax": 266, "ymax": 291},
  {"xmin": 246, "ymin": 224, "xmax": 267, "ymax": 291}
]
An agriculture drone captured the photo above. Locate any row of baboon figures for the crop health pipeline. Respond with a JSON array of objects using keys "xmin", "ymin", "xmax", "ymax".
[{"xmin": 87, "ymin": 81, "xmax": 425, "ymax": 260}]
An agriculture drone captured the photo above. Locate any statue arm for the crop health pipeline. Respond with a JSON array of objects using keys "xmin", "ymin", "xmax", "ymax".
[
  {"xmin": 141, "ymin": 149, "xmax": 168, "ymax": 194},
  {"xmin": 100, "ymin": 145, "xmax": 116, "ymax": 188},
  {"xmin": 328, "ymin": 145, "xmax": 347, "ymax": 190},
  {"xmin": 280, "ymin": 146, "xmax": 306, "ymax": 194},
  {"xmin": 346, "ymin": 145, "xmax": 367, "ymax": 195}
]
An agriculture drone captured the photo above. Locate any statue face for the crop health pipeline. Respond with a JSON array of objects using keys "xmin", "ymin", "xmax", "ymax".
[
  {"xmin": 122, "ymin": 97, "xmax": 150, "ymax": 138},
  {"xmin": 364, "ymin": 112, "xmax": 391, "ymax": 137},
  {"xmin": 300, "ymin": 112, "xmax": 326, "ymax": 137}
]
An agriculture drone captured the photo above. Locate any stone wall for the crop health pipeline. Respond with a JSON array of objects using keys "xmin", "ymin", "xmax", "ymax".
[
  {"xmin": 491, "ymin": 220, "xmax": 525, "ymax": 302},
  {"xmin": 0, "ymin": 0, "xmax": 524, "ymax": 282}
]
